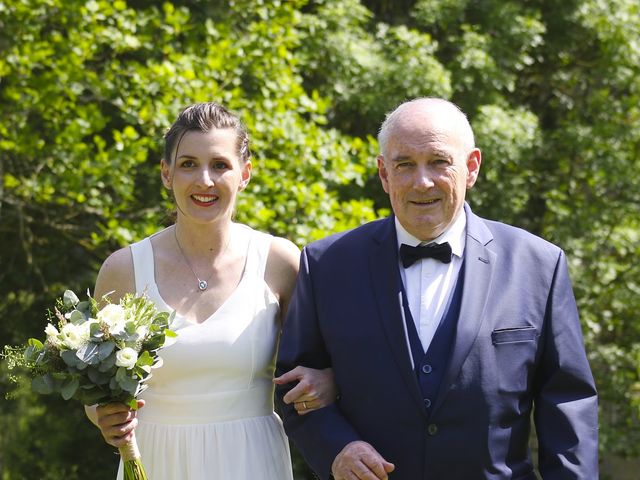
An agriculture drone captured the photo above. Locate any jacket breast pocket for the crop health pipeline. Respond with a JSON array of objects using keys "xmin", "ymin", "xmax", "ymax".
[
  {"xmin": 491, "ymin": 326, "xmax": 538, "ymax": 394},
  {"xmin": 492, "ymin": 326, "xmax": 538, "ymax": 345}
]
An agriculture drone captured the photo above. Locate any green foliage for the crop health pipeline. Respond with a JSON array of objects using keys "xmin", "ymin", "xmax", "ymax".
[{"xmin": 1, "ymin": 0, "xmax": 639, "ymax": 478}]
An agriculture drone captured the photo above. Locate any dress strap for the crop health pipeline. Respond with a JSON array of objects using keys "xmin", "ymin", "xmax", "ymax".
[
  {"xmin": 129, "ymin": 237, "xmax": 156, "ymax": 295},
  {"xmin": 239, "ymin": 225, "xmax": 273, "ymax": 281}
]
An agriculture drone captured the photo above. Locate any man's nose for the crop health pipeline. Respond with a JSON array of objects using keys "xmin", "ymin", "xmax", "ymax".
[{"xmin": 414, "ymin": 167, "xmax": 435, "ymax": 189}]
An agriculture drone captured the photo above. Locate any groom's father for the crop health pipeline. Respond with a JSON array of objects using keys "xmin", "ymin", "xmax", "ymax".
[{"xmin": 276, "ymin": 98, "xmax": 598, "ymax": 479}]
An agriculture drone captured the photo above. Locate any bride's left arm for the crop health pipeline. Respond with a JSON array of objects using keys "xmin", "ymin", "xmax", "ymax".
[{"xmin": 266, "ymin": 237, "xmax": 339, "ymax": 415}]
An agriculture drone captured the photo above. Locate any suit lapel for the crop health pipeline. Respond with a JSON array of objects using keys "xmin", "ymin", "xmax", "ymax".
[
  {"xmin": 369, "ymin": 217, "xmax": 426, "ymax": 415},
  {"xmin": 434, "ymin": 205, "xmax": 496, "ymax": 412}
]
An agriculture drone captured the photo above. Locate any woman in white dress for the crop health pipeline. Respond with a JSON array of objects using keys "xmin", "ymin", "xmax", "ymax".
[{"xmin": 86, "ymin": 102, "xmax": 336, "ymax": 479}]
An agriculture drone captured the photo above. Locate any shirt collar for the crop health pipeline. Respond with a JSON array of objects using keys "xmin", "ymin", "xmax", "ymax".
[{"xmin": 395, "ymin": 209, "xmax": 466, "ymax": 259}]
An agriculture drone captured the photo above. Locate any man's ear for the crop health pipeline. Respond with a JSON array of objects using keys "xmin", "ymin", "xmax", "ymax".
[
  {"xmin": 377, "ymin": 155, "xmax": 390, "ymax": 194},
  {"xmin": 466, "ymin": 148, "xmax": 482, "ymax": 189},
  {"xmin": 160, "ymin": 159, "xmax": 172, "ymax": 189},
  {"xmin": 238, "ymin": 160, "xmax": 252, "ymax": 191}
]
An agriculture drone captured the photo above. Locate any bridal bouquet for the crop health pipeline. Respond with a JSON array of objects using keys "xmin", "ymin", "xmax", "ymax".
[{"xmin": 3, "ymin": 289, "xmax": 176, "ymax": 480}]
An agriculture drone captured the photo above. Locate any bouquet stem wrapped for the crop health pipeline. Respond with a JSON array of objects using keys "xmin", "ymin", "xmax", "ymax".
[
  {"xmin": 120, "ymin": 432, "xmax": 148, "ymax": 480},
  {"xmin": 3, "ymin": 289, "xmax": 176, "ymax": 480}
]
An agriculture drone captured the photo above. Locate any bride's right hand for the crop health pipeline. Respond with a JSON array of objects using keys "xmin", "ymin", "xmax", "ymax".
[{"xmin": 95, "ymin": 400, "xmax": 145, "ymax": 447}]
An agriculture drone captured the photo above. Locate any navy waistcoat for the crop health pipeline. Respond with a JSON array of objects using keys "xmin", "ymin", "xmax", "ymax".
[{"xmin": 399, "ymin": 262, "xmax": 465, "ymax": 416}]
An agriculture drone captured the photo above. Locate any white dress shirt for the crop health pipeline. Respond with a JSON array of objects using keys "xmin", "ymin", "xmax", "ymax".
[{"xmin": 396, "ymin": 210, "xmax": 466, "ymax": 353}]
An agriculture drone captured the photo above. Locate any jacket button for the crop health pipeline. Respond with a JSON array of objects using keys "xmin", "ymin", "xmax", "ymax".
[
  {"xmin": 423, "ymin": 398, "xmax": 432, "ymax": 408},
  {"xmin": 427, "ymin": 424, "xmax": 438, "ymax": 436},
  {"xmin": 421, "ymin": 364, "xmax": 433, "ymax": 374}
]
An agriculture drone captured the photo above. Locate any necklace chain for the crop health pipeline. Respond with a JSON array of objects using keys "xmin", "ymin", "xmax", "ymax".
[{"xmin": 173, "ymin": 226, "xmax": 216, "ymax": 292}]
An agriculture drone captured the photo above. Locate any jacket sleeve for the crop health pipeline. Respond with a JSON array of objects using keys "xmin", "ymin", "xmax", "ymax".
[
  {"xmin": 534, "ymin": 250, "xmax": 599, "ymax": 479},
  {"xmin": 275, "ymin": 247, "xmax": 360, "ymax": 479}
]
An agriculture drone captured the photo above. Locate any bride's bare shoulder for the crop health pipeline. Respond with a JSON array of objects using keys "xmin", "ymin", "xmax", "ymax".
[{"xmin": 94, "ymin": 246, "xmax": 135, "ymax": 303}]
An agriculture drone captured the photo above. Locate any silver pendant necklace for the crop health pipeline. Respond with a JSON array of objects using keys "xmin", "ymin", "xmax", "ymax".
[{"xmin": 173, "ymin": 226, "xmax": 215, "ymax": 292}]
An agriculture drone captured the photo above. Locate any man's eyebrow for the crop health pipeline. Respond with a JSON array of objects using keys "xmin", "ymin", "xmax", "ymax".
[
  {"xmin": 389, "ymin": 150, "xmax": 453, "ymax": 162},
  {"xmin": 431, "ymin": 149, "xmax": 454, "ymax": 159},
  {"xmin": 389, "ymin": 155, "xmax": 412, "ymax": 163}
]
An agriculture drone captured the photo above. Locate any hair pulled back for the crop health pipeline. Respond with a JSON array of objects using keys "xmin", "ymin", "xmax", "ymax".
[{"xmin": 164, "ymin": 102, "xmax": 251, "ymax": 165}]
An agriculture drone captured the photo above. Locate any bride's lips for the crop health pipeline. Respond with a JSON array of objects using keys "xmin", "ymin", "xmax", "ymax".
[{"xmin": 191, "ymin": 194, "xmax": 218, "ymax": 206}]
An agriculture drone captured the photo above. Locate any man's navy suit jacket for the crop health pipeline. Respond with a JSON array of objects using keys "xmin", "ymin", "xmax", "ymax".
[{"xmin": 276, "ymin": 204, "xmax": 598, "ymax": 479}]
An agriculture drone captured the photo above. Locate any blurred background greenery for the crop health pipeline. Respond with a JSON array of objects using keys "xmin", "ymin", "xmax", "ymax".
[{"xmin": 1, "ymin": 0, "xmax": 638, "ymax": 478}]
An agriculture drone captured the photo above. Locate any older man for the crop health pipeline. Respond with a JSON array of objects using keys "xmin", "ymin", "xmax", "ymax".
[{"xmin": 276, "ymin": 98, "xmax": 598, "ymax": 479}]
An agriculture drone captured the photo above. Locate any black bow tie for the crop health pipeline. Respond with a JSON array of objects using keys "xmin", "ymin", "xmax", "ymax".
[{"xmin": 399, "ymin": 242, "xmax": 452, "ymax": 267}]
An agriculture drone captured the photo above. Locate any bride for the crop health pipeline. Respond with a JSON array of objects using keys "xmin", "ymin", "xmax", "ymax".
[{"xmin": 86, "ymin": 102, "xmax": 337, "ymax": 479}]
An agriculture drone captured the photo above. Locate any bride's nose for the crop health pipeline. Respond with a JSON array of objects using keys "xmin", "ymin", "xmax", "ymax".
[{"xmin": 196, "ymin": 167, "xmax": 215, "ymax": 187}]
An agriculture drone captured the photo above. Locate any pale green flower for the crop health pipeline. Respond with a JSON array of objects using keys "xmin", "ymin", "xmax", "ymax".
[{"xmin": 116, "ymin": 347, "xmax": 138, "ymax": 369}]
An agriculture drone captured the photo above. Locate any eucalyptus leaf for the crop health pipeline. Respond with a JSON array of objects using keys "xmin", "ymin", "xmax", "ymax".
[
  {"xmin": 61, "ymin": 377, "xmax": 79, "ymax": 400},
  {"xmin": 97, "ymin": 341, "xmax": 115, "ymax": 360},
  {"xmin": 119, "ymin": 376, "xmax": 139, "ymax": 395},
  {"xmin": 24, "ymin": 340, "xmax": 44, "ymax": 363},
  {"xmin": 109, "ymin": 377, "xmax": 119, "ymax": 391},
  {"xmin": 61, "ymin": 350, "xmax": 82, "ymax": 368},
  {"xmin": 87, "ymin": 366, "xmax": 111, "ymax": 385},
  {"xmin": 32, "ymin": 374, "xmax": 55, "ymax": 395},
  {"xmin": 98, "ymin": 352, "xmax": 117, "ymax": 372},
  {"xmin": 63, "ymin": 290, "xmax": 80, "ymax": 308},
  {"xmin": 75, "ymin": 300, "xmax": 93, "ymax": 317},
  {"xmin": 76, "ymin": 387, "xmax": 109, "ymax": 407},
  {"xmin": 68, "ymin": 310, "xmax": 87, "ymax": 325},
  {"xmin": 76, "ymin": 342, "xmax": 101, "ymax": 365},
  {"xmin": 89, "ymin": 322, "xmax": 104, "ymax": 340},
  {"xmin": 116, "ymin": 367, "xmax": 139, "ymax": 394}
]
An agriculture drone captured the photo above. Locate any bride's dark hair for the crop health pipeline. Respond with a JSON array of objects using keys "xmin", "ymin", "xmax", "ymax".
[{"xmin": 163, "ymin": 102, "xmax": 251, "ymax": 166}]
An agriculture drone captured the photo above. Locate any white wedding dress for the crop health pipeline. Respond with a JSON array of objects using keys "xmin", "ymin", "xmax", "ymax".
[{"xmin": 117, "ymin": 224, "xmax": 293, "ymax": 479}]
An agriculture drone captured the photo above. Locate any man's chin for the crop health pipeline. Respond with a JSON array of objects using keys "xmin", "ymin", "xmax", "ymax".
[{"xmin": 402, "ymin": 219, "xmax": 447, "ymax": 242}]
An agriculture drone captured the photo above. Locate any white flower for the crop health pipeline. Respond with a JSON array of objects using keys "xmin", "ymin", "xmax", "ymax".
[
  {"xmin": 44, "ymin": 323, "xmax": 62, "ymax": 347},
  {"xmin": 60, "ymin": 322, "xmax": 89, "ymax": 350},
  {"xmin": 115, "ymin": 347, "xmax": 138, "ymax": 369},
  {"xmin": 135, "ymin": 325, "xmax": 148, "ymax": 340},
  {"xmin": 97, "ymin": 304, "xmax": 126, "ymax": 329},
  {"xmin": 109, "ymin": 320, "xmax": 127, "ymax": 337},
  {"xmin": 45, "ymin": 323, "xmax": 59, "ymax": 338}
]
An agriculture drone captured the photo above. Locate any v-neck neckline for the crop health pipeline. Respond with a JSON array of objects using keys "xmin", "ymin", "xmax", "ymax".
[{"xmin": 150, "ymin": 227, "xmax": 252, "ymax": 326}]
